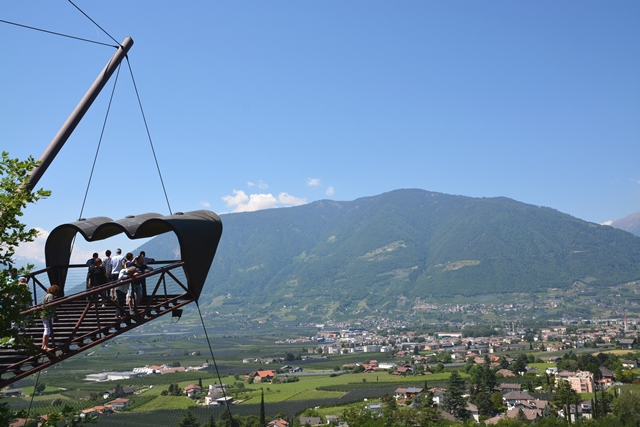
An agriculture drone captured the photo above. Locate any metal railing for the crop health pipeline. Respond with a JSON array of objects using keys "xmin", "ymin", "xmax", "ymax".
[
  {"xmin": 1, "ymin": 260, "xmax": 197, "ymax": 388},
  {"xmin": 24, "ymin": 260, "xmax": 189, "ymax": 307}
]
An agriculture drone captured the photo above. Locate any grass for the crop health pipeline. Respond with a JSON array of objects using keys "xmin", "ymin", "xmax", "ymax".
[
  {"xmin": 527, "ymin": 362, "xmax": 555, "ymax": 373},
  {"xmin": 130, "ymin": 396, "xmax": 199, "ymax": 412},
  {"xmin": 126, "ymin": 370, "xmax": 450, "ymax": 410}
]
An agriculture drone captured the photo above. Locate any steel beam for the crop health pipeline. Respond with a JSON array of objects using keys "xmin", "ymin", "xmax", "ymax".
[{"xmin": 27, "ymin": 37, "xmax": 134, "ymax": 191}]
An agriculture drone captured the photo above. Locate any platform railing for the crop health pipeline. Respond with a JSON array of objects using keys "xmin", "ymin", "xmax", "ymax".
[
  {"xmin": 0, "ymin": 261, "xmax": 196, "ymax": 388},
  {"xmin": 23, "ymin": 260, "xmax": 188, "ymax": 307}
]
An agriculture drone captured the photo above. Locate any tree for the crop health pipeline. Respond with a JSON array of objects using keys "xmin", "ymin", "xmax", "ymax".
[
  {"xmin": 442, "ymin": 370, "xmax": 470, "ymax": 420},
  {"xmin": 612, "ymin": 390, "xmax": 640, "ymax": 424},
  {"xmin": 259, "ymin": 389, "xmax": 266, "ymax": 427},
  {"xmin": 515, "ymin": 408, "xmax": 528, "ymax": 423},
  {"xmin": 114, "ymin": 383, "xmax": 124, "ymax": 398},
  {"xmin": 38, "ymin": 404, "xmax": 95, "ymax": 426},
  {"xmin": 178, "ymin": 410, "xmax": 200, "ymax": 427},
  {"xmin": 0, "ymin": 152, "xmax": 50, "ymax": 349},
  {"xmin": 34, "ymin": 383, "xmax": 46, "ymax": 395},
  {"xmin": 218, "ymin": 407, "xmax": 238, "ymax": 427},
  {"xmin": 203, "ymin": 414, "xmax": 216, "ymax": 427},
  {"xmin": 0, "ymin": 152, "xmax": 50, "ymax": 267},
  {"xmin": 492, "ymin": 391, "xmax": 506, "ymax": 413},
  {"xmin": 552, "ymin": 380, "xmax": 580, "ymax": 423},
  {"xmin": 512, "ymin": 353, "xmax": 528, "ymax": 375}
]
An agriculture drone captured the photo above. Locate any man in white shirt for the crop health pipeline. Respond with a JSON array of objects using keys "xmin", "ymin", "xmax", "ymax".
[{"xmin": 110, "ymin": 248, "xmax": 126, "ymax": 282}]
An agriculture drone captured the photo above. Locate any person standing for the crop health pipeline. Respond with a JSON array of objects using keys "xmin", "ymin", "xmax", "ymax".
[
  {"xmin": 103, "ymin": 250, "xmax": 114, "ymax": 299},
  {"xmin": 115, "ymin": 266, "xmax": 137, "ymax": 319},
  {"xmin": 41, "ymin": 285, "xmax": 60, "ymax": 351},
  {"xmin": 86, "ymin": 252, "xmax": 99, "ymax": 288},
  {"xmin": 138, "ymin": 251, "xmax": 155, "ymax": 266},
  {"xmin": 88, "ymin": 258, "xmax": 108, "ymax": 306},
  {"xmin": 135, "ymin": 252, "xmax": 154, "ymax": 297},
  {"xmin": 110, "ymin": 248, "xmax": 125, "ymax": 282},
  {"xmin": 17, "ymin": 276, "xmax": 31, "ymax": 305}
]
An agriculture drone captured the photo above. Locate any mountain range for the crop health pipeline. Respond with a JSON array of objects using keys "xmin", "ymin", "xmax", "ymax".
[
  {"xmin": 138, "ymin": 189, "xmax": 640, "ymax": 309},
  {"xmin": 611, "ymin": 212, "xmax": 640, "ymax": 238}
]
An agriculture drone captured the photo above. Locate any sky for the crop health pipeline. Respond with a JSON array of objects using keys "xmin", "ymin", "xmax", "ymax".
[{"xmin": 1, "ymin": 1, "xmax": 639, "ymax": 265}]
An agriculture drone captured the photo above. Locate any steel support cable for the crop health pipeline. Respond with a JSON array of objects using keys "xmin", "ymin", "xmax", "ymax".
[
  {"xmin": 195, "ymin": 300, "xmax": 233, "ymax": 415},
  {"xmin": 125, "ymin": 56, "xmax": 173, "ymax": 215},
  {"xmin": 25, "ymin": 363, "xmax": 42, "ymax": 420},
  {"xmin": 68, "ymin": 0, "xmax": 120, "ymax": 46},
  {"xmin": 0, "ymin": 19, "xmax": 118, "ymax": 48},
  {"xmin": 77, "ymin": 63, "xmax": 122, "ymax": 223}
]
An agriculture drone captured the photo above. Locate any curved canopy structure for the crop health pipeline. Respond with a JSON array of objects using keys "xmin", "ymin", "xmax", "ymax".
[
  {"xmin": 44, "ymin": 210, "xmax": 222, "ymax": 299},
  {"xmin": 0, "ymin": 210, "xmax": 222, "ymax": 387}
]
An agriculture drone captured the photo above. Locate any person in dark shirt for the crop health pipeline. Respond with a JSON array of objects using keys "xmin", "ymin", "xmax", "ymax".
[
  {"xmin": 86, "ymin": 252, "xmax": 99, "ymax": 288},
  {"xmin": 88, "ymin": 258, "xmax": 109, "ymax": 306}
]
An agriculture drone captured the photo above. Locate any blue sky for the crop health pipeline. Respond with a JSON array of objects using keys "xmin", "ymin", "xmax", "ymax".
[{"xmin": 2, "ymin": 1, "xmax": 639, "ymax": 263}]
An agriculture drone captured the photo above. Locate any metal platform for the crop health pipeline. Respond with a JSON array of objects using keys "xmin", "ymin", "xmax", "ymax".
[{"xmin": 0, "ymin": 262, "xmax": 194, "ymax": 388}]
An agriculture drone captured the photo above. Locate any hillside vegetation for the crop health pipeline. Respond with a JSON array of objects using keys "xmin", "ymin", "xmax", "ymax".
[{"xmin": 140, "ymin": 189, "xmax": 640, "ymax": 309}]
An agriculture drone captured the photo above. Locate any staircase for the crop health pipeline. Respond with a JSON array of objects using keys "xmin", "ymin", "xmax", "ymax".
[{"xmin": 0, "ymin": 263, "xmax": 194, "ymax": 388}]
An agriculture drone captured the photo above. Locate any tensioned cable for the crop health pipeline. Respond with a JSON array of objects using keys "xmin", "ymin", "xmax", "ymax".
[
  {"xmin": 195, "ymin": 300, "xmax": 233, "ymax": 414},
  {"xmin": 77, "ymin": 63, "xmax": 122, "ymax": 223},
  {"xmin": 25, "ymin": 366, "xmax": 42, "ymax": 420},
  {"xmin": 68, "ymin": 0, "xmax": 119, "ymax": 46},
  {"xmin": 0, "ymin": 19, "xmax": 117, "ymax": 48},
  {"xmin": 125, "ymin": 56, "xmax": 173, "ymax": 215}
]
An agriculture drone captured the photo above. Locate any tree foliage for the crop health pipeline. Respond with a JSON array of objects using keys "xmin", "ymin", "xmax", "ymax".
[
  {"xmin": 0, "ymin": 153, "xmax": 51, "ymax": 423},
  {"xmin": 442, "ymin": 370, "xmax": 470, "ymax": 420},
  {"xmin": 0, "ymin": 152, "xmax": 50, "ymax": 348},
  {"xmin": 178, "ymin": 410, "xmax": 200, "ymax": 427},
  {"xmin": 612, "ymin": 390, "xmax": 640, "ymax": 425}
]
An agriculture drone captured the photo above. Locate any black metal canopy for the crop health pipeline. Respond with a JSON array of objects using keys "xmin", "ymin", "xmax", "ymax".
[{"xmin": 44, "ymin": 210, "xmax": 222, "ymax": 299}]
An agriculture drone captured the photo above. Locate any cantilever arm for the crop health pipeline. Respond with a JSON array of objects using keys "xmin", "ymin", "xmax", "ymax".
[{"xmin": 27, "ymin": 37, "xmax": 134, "ymax": 191}]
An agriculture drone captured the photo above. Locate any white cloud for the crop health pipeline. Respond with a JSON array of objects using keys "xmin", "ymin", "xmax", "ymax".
[
  {"xmin": 248, "ymin": 180, "xmax": 269, "ymax": 189},
  {"xmin": 12, "ymin": 227, "xmax": 92, "ymax": 266},
  {"xmin": 326, "ymin": 186, "xmax": 335, "ymax": 196},
  {"xmin": 222, "ymin": 190, "xmax": 250, "ymax": 208},
  {"xmin": 200, "ymin": 201, "xmax": 211, "ymax": 207},
  {"xmin": 222, "ymin": 189, "xmax": 308, "ymax": 212},
  {"xmin": 278, "ymin": 193, "xmax": 307, "ymax": 206},
  {"xmin": 13, "ymin": 227, "xmax": 48, "ymax": 264},
  {"xmin": 307, "ymin": 178, "xmax": 321, "ymax": 187},
  {"xmin": 602, "ymin": 220, "xmax": 613, "ymax": 226},
  {"xmin": 223, "ymin": 190, "xmax": 279, "ymax": 212},
  {"xmin": 69, "ymin": 246, "xmax": 96, "ymax": 265}
]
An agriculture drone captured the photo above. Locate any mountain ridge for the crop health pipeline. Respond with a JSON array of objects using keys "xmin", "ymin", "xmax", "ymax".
[
  {"xmin": 138, "ymin": 189, "xmax": 640, "ymax": 310},
  {"xmin": 611, "ymin": 211, "xmax": 640, "ymax": 237}
]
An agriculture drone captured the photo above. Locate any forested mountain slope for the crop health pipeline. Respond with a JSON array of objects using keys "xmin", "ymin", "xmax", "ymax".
[{"xmin": 140, "ymin": 189, "xmax": 640, "ymax": 306}]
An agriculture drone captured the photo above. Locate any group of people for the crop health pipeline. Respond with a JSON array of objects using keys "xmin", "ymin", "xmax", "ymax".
[
  {"xmin": 12, "ymin": 249, "xmax": 155, "ymax": 352},
  {"xmin": 86, "ymin": 249, "xmax": 155, "ymax": 318}
]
